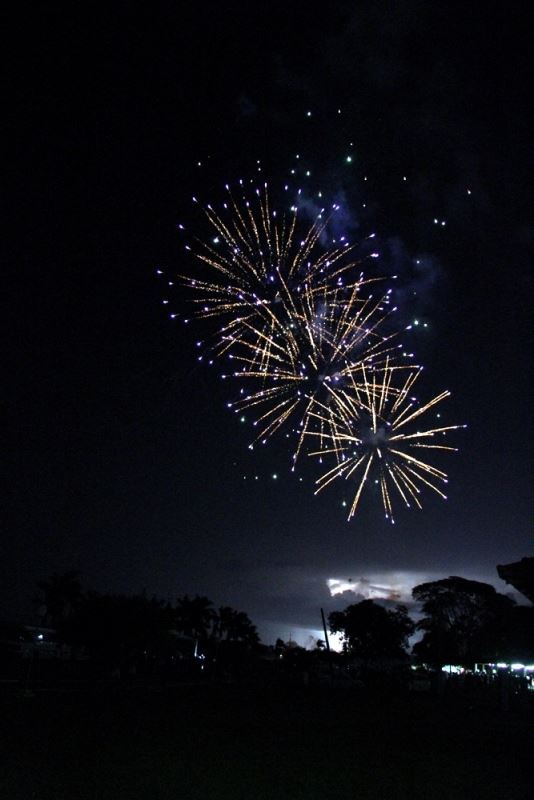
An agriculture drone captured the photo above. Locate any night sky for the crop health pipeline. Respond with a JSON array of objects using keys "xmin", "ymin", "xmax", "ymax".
[{"xmin": 4, "ymin": 2, "xmax": 532, "ymax": 644}]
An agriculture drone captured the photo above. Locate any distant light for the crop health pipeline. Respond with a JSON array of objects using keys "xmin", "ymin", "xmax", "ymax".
[
  {"xmin": 306, "ymin": 110, "xmax": 312, "ymax": 117},
  {"xmin": 346, "ymin": 156, "xmax": 352, "ymax": 163},
  {"xmin": 272, "ymin": 473, "xmax": 278, "ymax": 480},
  {"xmin": 37, "ymin": 634, "xmax": 44, "ymax": 640}
]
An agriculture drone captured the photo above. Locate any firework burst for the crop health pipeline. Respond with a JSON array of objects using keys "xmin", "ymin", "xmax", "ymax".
[
  {"xmin": 179, "ymin": 182, "xmax": 381, "ymax": 354},
  {"xmin": 225, "ymin": 277, "xmax": 409, "ymax": 464},
  {"xmin": 180, "ymin": 182, "xmax": 409, "ymax": 461},
  {"xmin": 166, "ymin": 164, "xmax": 464, "ymax": 521},
  {"xmin": 306, "ymin": 363, "xmax": 465, "ymax": 522}
]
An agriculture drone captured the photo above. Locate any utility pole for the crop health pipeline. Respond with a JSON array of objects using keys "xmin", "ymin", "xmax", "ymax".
[{"xmin": 320, "ymin": 608, "xmax": 334, "ymax": 687}]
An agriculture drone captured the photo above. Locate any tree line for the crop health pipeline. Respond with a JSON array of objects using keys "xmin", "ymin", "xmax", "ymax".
[
  {"xmin": 330, "ymin": 576, "xmax": 534, "ymax": 667},
  {"xmin": 33, "ymin": 572, "xmax": 258, "ymax": 666},
  {"xmin": 30, "ymin": 571, "xmax": 534, "ymax": 670}
]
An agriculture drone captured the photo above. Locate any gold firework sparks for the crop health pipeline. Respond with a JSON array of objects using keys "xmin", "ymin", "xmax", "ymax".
[
  {"xmin": 180, "ymin": 183, "xmax": 381, "ymax": 355},
  {"xmin": 181, "ymin": 183, "xmax": 408, "ymax": 461},
  {"xmin": 225, "ymin": 282, "xmax": 408, "ymax": 464},
  {"xmin": 307, "ymin": 363, "xmax": 465, "ymax": 522}
]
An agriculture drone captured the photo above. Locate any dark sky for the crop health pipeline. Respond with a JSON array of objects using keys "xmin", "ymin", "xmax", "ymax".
[{"xmin": 4, "ymin": 2, "xmax": 532, "ymax": 643}]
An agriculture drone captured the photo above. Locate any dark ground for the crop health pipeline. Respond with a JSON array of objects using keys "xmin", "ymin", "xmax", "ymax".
[{"xmin": 1, "ymin": 684, "xmax": 532, "ymax": 799}]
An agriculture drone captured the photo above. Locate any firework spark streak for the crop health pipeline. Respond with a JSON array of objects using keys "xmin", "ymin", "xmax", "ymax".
[
  {"xmin": 180, "ymin": 183, "xmax": 407, "ymax": 461},
  {"xmin": 179, "ymin": 182, "xmax": 390, "ymax": 346},
  {"xmin": 168, "ymin": 169, "xmax": 465, "ymax": 521},
  {"xmin": 225, "ymin": 282, "xmax": 407, "ymax": 464},
  {"xmin": 306, "ymin": 363, "xmax": 465, "ymax": 522}
]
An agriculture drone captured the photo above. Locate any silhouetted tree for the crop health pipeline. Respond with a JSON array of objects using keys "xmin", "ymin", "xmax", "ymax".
[
  {"xmin": 69, "ymin": 592, "xmax": 174, "ymax": 668},
  {"xmin": 506, "ymin": 605, "xmax": 534, "ymax": 661},
  {"xmin": 272, "ymin": 638, "xmax": 288, "ymax": 661},
  {"xmin": 412, "ymin": 576, "xmax": 516, "ymax": 667},
  {"xmin": 211, "ymin": 606, "xmax": 231, "ymax": 639},
  {"xmin": 329, "ymin": 600, "xmax": 414, "ymax": 660},
  {"xmin": 213, "ymin": 606, "xmax": 259, "ymax": 643},
  {"xmin": 174, "ymin": 594, "xmax": 214, "ymax": 638},
  {"xmin": 35, "ymin": 571, "xmax": 83, "ymax": 633}
]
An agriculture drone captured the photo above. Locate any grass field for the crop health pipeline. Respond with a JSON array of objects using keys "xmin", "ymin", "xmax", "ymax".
[{"xmin": 1, "ymin": 684, "xmax": 532, "ymax": 799}]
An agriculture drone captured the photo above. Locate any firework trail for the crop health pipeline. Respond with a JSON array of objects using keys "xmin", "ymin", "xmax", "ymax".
[
  {"xmin": 179, "ymin": 181, "xmax": 387, "ymax": 343},
  {"xmin": 180, "ymin": 182, "xmax": 408, "ymax": 461},
  {"xmin": 225, "ymin": 276, "xmax": 409, "ymax": 465},
  {"xmin": 170, "ymin": 169, "xmax": 464, "ymax": 520},
  {"xmin": 306, "ymin": 363, "xmax": 465, "ymax": 522}
]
